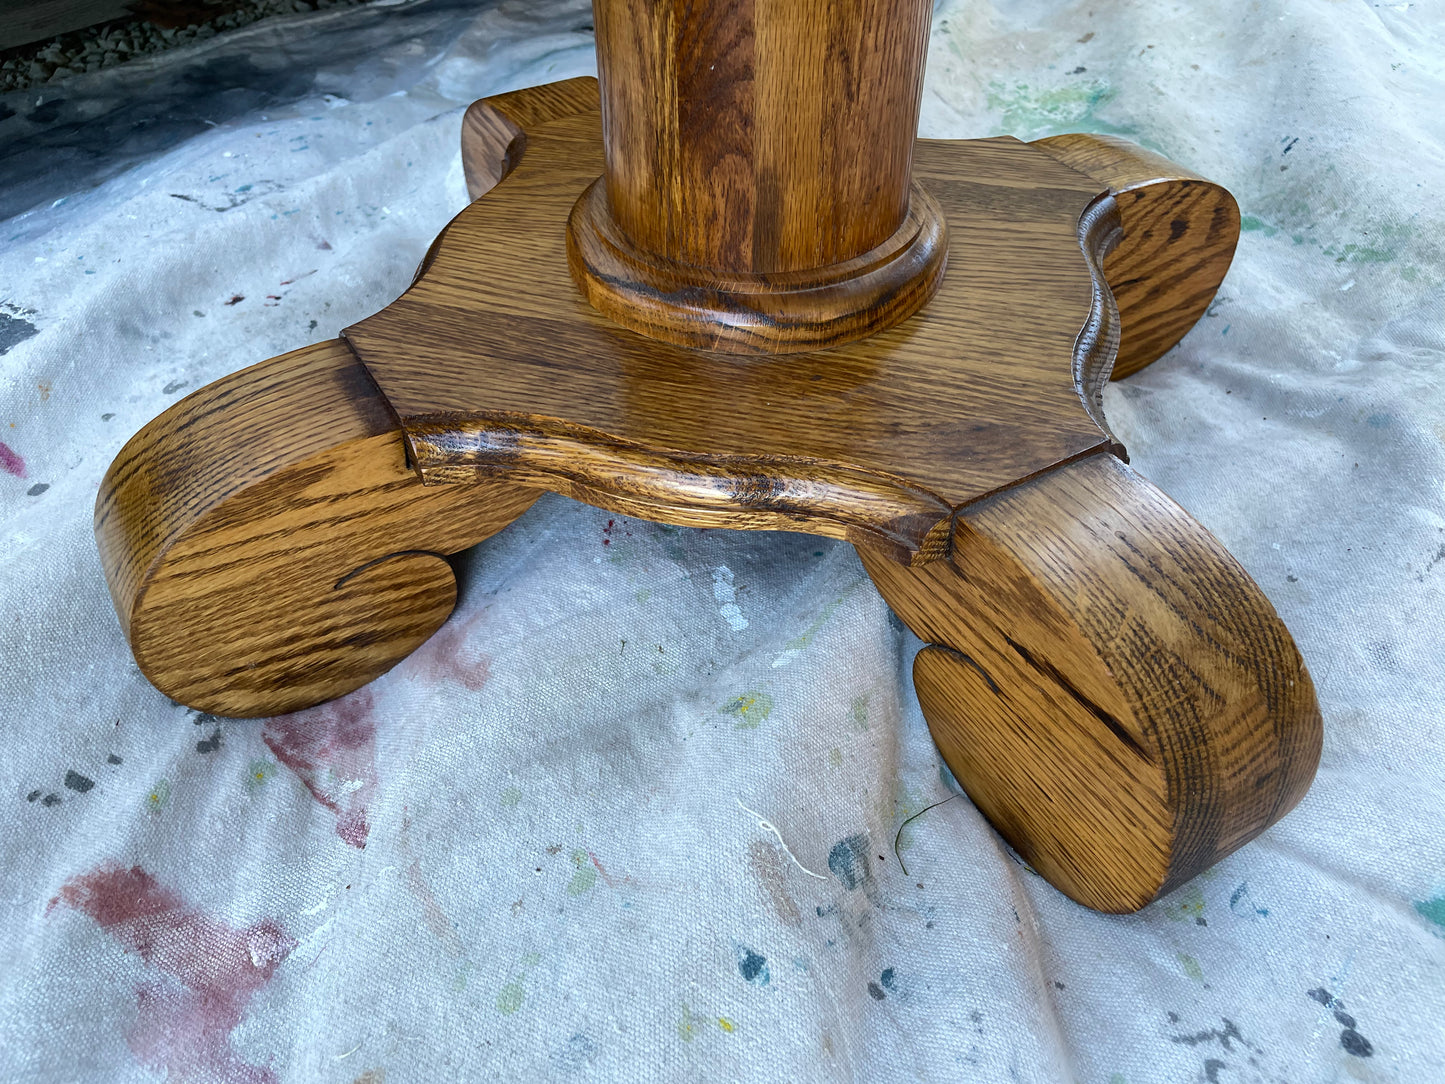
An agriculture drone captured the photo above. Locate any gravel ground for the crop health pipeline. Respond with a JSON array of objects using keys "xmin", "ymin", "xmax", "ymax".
[{"xmin": 0, "ymin": 0, "xmax": 373, "ymax": 93}]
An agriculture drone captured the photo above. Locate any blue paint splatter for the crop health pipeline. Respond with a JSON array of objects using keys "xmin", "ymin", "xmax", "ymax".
[
  {"xmin": 736, "ymin": 945, "xmax": 770, "ymax": 986},
  {"xmin": 828, "ymin": 834, "xmax": 871, "ymax": 890},
  {"xmin": 1229, "ymin": 882, "xmax": 1269, "ymax": 917},
  {"xmin": 1416, "ymin": 895, "xmax": 1445, "ymax": 935}
]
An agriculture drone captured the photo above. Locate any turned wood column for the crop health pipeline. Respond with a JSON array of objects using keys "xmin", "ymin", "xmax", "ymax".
[{"xmin": 568, "ymin": 0, "xmax": 948, "ymax": 354}]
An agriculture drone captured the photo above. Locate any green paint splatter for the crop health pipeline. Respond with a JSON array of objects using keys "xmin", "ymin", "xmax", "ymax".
[
  {"xmin": 719, "ymin": 691, "xmax": 773, "ymax": 729},
  {"xmin": 636, "ymin": 588, "xmax": 652, "ymax": 604},
  {"xmin": 1164, "ymin": 884, "xmax": 1206, "ymax": 922},
  {"xmin": 1110, "ymin": 1074, "xmax": 1129, "ymax": 1084},
  {"xmin": 827, "ymin": 747, "xmax": 843, "ymax": 769},
  {"xmin": 678, "ymin": 1002, "xmax": 697, "ymax": 1042},
  {"xmin": 849, "ymin": 695, "xmax": 870, "ymax": 732},
  {"xmin": 1415, "ymin": 895, "xmax": 1445, "ymax": 934},
  {"xmin": 568, "ymin": 848, "xmax": 598, "ymax": 895},
  {"xmin": 1240, "ymin": 214, "xmax": 1279, "ymax": 236},
  {"xmin": 453, "ymin": 960, "xmax": 473, "ymax": 992},
  {"xmin": 1178, "ymin": 953, "xmax": 1204, "ymax": 982},
  {"xmin": 500, "ymin": 786, "xmax": 522, "ymax": 808},
  {"xmin": 144, "ymin": 778, "xmax": 170, "ymax": 812},
  {"xmin": 496, "ymin": 980, "xmax": 525, "ymax": 1014},
  {"xmin": 244, "ymin": 760, "xmax": 276, "ymax": 791},
  {"xmin": 495, "ymin": 951, "xmax": 541, "ymax": 1012},
  {"xmin": 1327, "ymin": 242, "xmax": 1395, "ymax": 264},
  {"xmin": 984, "ymin": 80, "xmax": 1126, "ymax": 139},
  {"xmin": 782, "ymin": 583, "xmax": 864, "ymax": 654}
]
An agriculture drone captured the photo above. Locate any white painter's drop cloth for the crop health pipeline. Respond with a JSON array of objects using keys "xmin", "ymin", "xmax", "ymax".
[{"xmin": 0, "ymin": 1, "xmax": 1442, "ymax": 1081}]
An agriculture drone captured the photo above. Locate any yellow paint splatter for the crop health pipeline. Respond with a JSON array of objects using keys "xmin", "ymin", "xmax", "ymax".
[
  {"xmin": 718, "ymin": 1016, "xmax": 735, "ymax": 1033},
  {"xmin": 719, "ymin": 691, "xmax": 773, "ymax": 729},
  {"xmin": 568, "ymin": 848, "xmax": 598, "ymax": 895},
  {"xmin": 245, "ymin": 759, "xmax": 276, "ymax": 791},
  {"xmin": 145, "ymin": 778, "xmax": 170, "ymax": 812},
  {"xmin": 1165, "ymin": 885, "xmax": 1206, "ymax": 922}
]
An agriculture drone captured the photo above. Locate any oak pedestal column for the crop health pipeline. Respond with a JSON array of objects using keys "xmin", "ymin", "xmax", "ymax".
[{"xmin": 568, "ymin": 0, "xmax": 948, "ymax": 354}]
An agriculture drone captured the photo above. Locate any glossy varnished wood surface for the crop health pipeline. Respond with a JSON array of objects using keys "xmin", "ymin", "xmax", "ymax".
[
  {"xmin": 576, "ymin": 2, "xmax": 943, "ymax": 353},
  {"xmin": 593, "ymin": 0, "xmax": 932, "ymax": 274},
  {"xmin": 860, "ymin": 454, "xmax": 1321, "ymax": 912},
  {"xmin": 350, "ymin": 104, "xmax": 1122, "ymax": 562},
  {"xmin": 1032, "ymin": 133, "xmax": 1240, "ymax": 379},
  {"xmin": 93, "ymin": 77, "xmax": 1316, "ymax": 911},
  {"xmin": 95, "ymin": 340, "xmax": 538, "ymax": 717},
  {"xmin": 460, "ymin": 76, "xmax": 600, "ymax": 200},
  {"xmin": 565, "ymin": 172, "xmax": 949, "ymax": 355}
]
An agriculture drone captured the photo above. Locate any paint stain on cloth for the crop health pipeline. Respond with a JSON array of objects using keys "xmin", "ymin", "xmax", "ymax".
[
  {"xmin": 51, "ymin": 863, "xmax": 295, "ymax": 1084},
  {"xmin": 263, "ymin": 687, "xmax": 379, "ymax": 848}
]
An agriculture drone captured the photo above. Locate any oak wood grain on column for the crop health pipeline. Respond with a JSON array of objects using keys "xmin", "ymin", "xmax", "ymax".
[{"xmin": 594, "ymin": 0, "xmax": 931, "ymax": 274}]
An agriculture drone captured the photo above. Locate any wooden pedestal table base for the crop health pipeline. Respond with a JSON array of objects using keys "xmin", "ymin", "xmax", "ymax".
[{"xmin": 95, "ymin": 79, "xmax": 1321, "ymax": 913}]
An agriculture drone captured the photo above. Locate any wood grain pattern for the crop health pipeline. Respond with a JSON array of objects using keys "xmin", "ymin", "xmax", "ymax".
[
  {"xmin": 859, "ymin": 453, "xmax": 1321, "ymax": 912},
  {"xmin": 353, "ymin": 104, "xmax": 1124, "ymax": 562},
  {"xmin": 593, "ymin": 0, "xmax": 931, "ymax": 273},
  {"xmin": 95, "ymin": 339, "xmax": 539, "ymax": 717},
  {"xmin": 461, "ymin": 76, "xmax": 600, "ymax": 201},
  {"xmin": 575, "ymin": 2, "xmax": 940, "ymax": 353},
  {"xmin": 566, "ymin": 173, "xmax": 949, "ymax": 354},
  {"xmin": 1032, "ymin": 133, "xmax": 1240, "ymax": 379},
  {"xmin": 94, "ymin": 77, "xmax": 1314, "ymax": 911}
]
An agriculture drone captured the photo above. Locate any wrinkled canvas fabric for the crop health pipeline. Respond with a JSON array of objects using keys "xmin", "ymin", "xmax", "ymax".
[{"xmin": 1, "ymin": 1, "xmax": 1442, "ymax": 1080}]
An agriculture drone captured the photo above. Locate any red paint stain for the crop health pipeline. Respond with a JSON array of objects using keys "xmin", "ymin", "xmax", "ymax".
[
  {"xmin": 397, "ymin": 815, "xmax": 465, "ymax": 956},
  {"xmin": 413, "ymin": 615, "xmax": 492, "ymax": 692},
  {"xmin": 587, "ymin": 850, "xmax": 637, "ymax": 889},
  {"xmin": 224, "ymin": 295, "xmax": 244, "ymax": 305},
  {"xmin": 263, "ymin": 688, "xmax": 378, "ymax": 848},
  {"xmin": 600, "ymin": 517, "xmax": 633, "ymax": 547},
  {"xmin": 0, "ymin": 441, "xmax": 25, "ymax": 478},
  {"xmin": 53, "ymin": 863, "xmax": 295, "ymax": 1084}
]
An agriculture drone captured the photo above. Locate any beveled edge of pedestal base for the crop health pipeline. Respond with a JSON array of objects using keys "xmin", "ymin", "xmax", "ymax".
[{"xmin": 403, "ymin": 409, "xmax": 957, "ymax": 565}]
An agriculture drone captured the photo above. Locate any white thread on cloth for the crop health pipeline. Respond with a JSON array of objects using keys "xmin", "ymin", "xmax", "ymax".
[{"xmin": 735, "ymin": 798, "xmax": 828, "ymax": 880}]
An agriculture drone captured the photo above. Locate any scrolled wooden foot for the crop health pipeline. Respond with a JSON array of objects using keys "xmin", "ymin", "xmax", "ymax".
[
  {"xmin": 1031, "ymin": 134, "xmax": 1241, "ymax": 379},
  {"xmin": 94, "ymin": 340, "xmax": 539, "ymax": 718},
  {"xmin": 859, "ymin": 453, "xmax": 1321, "ymax": 912}
]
